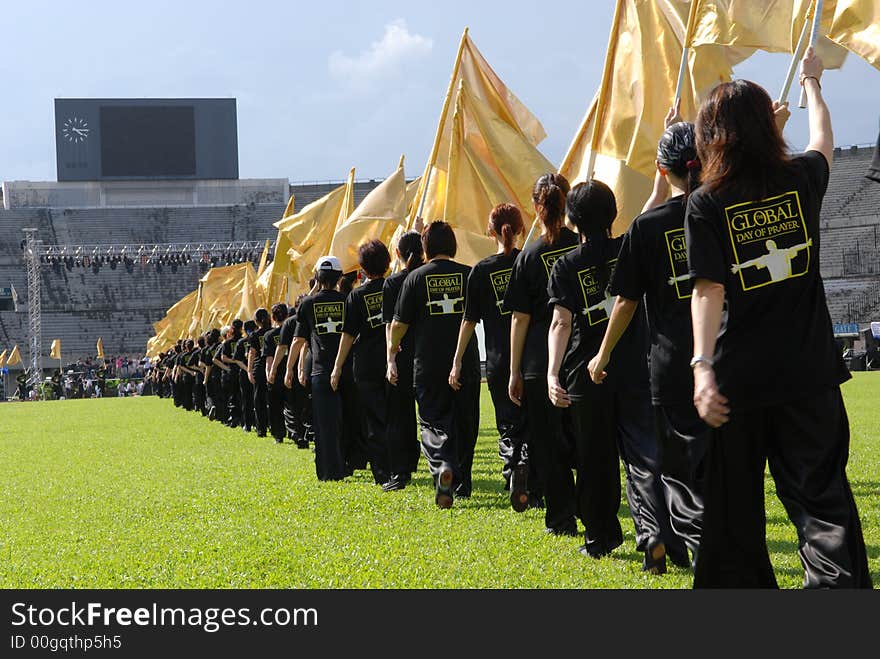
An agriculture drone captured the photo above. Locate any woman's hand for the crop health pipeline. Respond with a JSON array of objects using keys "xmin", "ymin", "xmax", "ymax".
[
  {"xmin": 772, "ymin": 100, "xmax": 791, "ymax": 132},
  {"xmin": 693, "ymin": 365, "xmax": 730, "ymax": 428},
  {"xmin": 547, "ymin": 375, "xmax": 570, "ymax": 408},
  {"xmin": 329, "ymin": 367, "xmax": 341, "ymax": 392},
  {"xmin": 587, "ymin": 353, "xmax": 609, "ymax": 384},
  {"xmin": 248, "ymin": 371, "xmax": 255, "ymax": 385},
  {"xmin": 508, "ymin": 371, "xmax": 524, "ymax": 406},
  {"xmin": 298, "ymin": 368, "xmax": 307, "ymax": 389},
  {"xmin": 801, "ymin": 46, "xmax": 824, "ymax": 84},
  {"xmin": 448, "ymin": 361, "xmax": 462, "ymax": 391},
  {"xmin": 386, "ymin": 357, "xmax": 398, "ymax": 386},
  {"xmin": 284, "ymin": 370, "xmax": 293, "ymax": 390},
  {"xmin": 664, "ymin": 98, "xmax": 683, "ymax": 129}
]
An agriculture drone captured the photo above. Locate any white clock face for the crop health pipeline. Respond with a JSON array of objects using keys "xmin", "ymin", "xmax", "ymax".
[{"xmin": 62, "ymin": 116, "xmax": 90, "ymax": 143}]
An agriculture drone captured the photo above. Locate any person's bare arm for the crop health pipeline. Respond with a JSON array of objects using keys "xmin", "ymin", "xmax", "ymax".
[
  {"xmin": 547, "ymin": 306, "xmax": 572, "ymax": 408},
  {"xmin": 284, "ymin": 338, "xmax": 305, "ymax": 388},
  {"xmin": 691, "ymin": 278, "xmax": 729, "ymax": 427},
  {"xmin": 386, "ymin": 321, "xmax": 409, "ymax": 385},
  {"xmin": 330, "ymin": 333, "xmax": 355, "ymax": 391},
  {"xmin": 802, "ymin": 48, "xmax": 833, "ymax": 168},
  {"xmin": 298, "ymin": 343, "xmax": 310, "ymax": 387},
  {"xmin": 449, "ymin": 320, "xmax": 478, "ymax": 391},
  {"xmin": 508, "ymin": 311, "xmax": 530, "ymax": 406},
  {"xmin": 247, "ymin": 347, "xmax": 256, "ymax": 385},
  {"xmin": 269, "ymin": 344, "xmax": 288, "ymax": 384},
  {"xmin": 588, "ymin": 296, "xmax": 639, "ymax": 384}
]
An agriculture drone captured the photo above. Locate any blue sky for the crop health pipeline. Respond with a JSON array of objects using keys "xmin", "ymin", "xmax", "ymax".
[{"xmin": 2, "ymin": 0, "xmax": 878, "ymax": 183}]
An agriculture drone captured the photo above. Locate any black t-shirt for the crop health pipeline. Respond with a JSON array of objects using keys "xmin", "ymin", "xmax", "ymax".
[
  {"xmin": 464, "ymin": 250, "xmax": 519, "ymax": 381},
  {"xmin": 233, "ymin": 336, "xmax": 249, "ymax": 368},
  {"xmin": 548, "ymin": 237, "xmax": 649, "ymax": 399},
  {"xmin": 610, "ymin": 196, "xmax": 694, "ymax": 405},
  {"xmin": 383, "ymin": 269, "xmax": 414, "ymax": 381},
  {"xmin": 685, "ymin": 150, "xmax": 849, "ymax": 409},
  {"xmin": 248, "ymin": 327, "xmax": 270, "ymax": 373},
  {"xmin": 394, "ymin": 259, "xmax": 479, "ymax": 385},
  {"xmin": 262, "ymin": 327, "xmax": 282, "ymax": 362},
  {"xmin": 503, "ymin": 228, "xmax": 579, "ymax": 379},
  {"xmin": 279, "ymin": 314, "xmax": 297, "ymax": 348},
  {"xmin": 295, "ymin": 289, "xmax": 347, "ymax": 378},
  {"xmin": 343, "ymin": 278, "xmax": 386, "ymax": 381},
  {"xmin": 220, "ymin": 337, "xmax": 237, "ymax": 371}
]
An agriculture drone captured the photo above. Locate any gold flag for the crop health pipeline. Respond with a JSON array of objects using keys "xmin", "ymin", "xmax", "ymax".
[
  {"xmin": 256, "ymin": 239, "xmax": 271, "ymax": 279},
  {"xmin": 828, "ymin": 0, "xmax": 880, "ymax": 69},
  {"xmin": 50, "ymin": 339, "xmax": 61, "ymax": 360},
  {"xmin": 689, "ymin": 1, "xmax": 848, "ymax": 68},
  {"xmin": 270, "ymin": 195, "xmax": 296, "ymax": 278},
  {"xmin": 560, "ymin": 0, "xmax": 735, "ymax": 235},
  {"xmin": 255, "ymin": 260, "xmax": 288, "ymax": 309},
  {"xmin": 282, "ymin": 169, "xmax": 356, "ymax": 289},
  {"xmin": 96, "ymin": 338, "xmax": 104, "ymax": 359},
  {"xmin": 7, "ymin": 344, "xmax": 21, "ymax": 366},
  {"xmin": 408, "ymin": 29, "xmax": 547, "ymax": 229},
  {"xmin": 188, "ymin": 263, "xmax": 258, "ymax": 335},
  {"xmin": 145, "ymin": 288, "xmax": 199, "ymax": 356},
  {"xmin": 445, "ymin": 80, "xmax": 557, "ymax": 265},
  {"xmin": 0, "ymin": 349, "xmax": 7, "ymax": 368},
  {"xmin": 329, "ymin": 156, "xmax": 408, "ymax": 273}
]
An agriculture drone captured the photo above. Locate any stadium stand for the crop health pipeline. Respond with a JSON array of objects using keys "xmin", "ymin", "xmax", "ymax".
[{"xmin": 0, "ymin": 181, "xmax": 380, "ymax": 361}]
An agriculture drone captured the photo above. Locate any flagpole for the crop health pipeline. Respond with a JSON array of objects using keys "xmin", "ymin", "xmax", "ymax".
[
  {"xmin": 410, "ymin": 27, "xmax": 470, "ymax": 230},
  {"xmin": 799, "ymin": 0, "xmax": 824, "ymax": 108},
  {"xmin": 674, "ymin": 0, "xmax": 702, "ymax": 105},
  {"xmin": 780, "ymin": 1, "xmax": 814, "ymax": 104}
]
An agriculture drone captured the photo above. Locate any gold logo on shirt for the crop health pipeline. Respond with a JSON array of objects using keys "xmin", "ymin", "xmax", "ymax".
[{"xmin": 664, "ymin": 228, "xmax": 692, "ymax": 300}]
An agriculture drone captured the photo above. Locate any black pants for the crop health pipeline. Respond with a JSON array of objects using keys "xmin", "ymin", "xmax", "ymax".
[
  {"xmin": 193, "ymin": 375, "xmax": 206, "ymax": 415},
  {"xmin": 343, "ymin": 381, "xmax": 368, "ymax": 471},
  {"xmin": 694, "ymin": 386, "xmax": 872, "ymax": 589},
  {"xmin": 253, "ymin": 372, "xmax": 269, "ymax": 436},
  {"xmin": 487, "ymin": 373, "xmax": 528, "ymax": 486},
  {"xmin": 613, "ymin": 388, "xmax": 685, "ymax": 558},
  {"xmin": 207, "ymin": 373, "xmax": 227, "ymax": 422},
  {"xmin": 267, "ymin": 381, "xmax": 287, "ymax": 441},
  {"xmin": 655, "ymin": 402, "xmax": 708, "ymax": 563},
  {"xmin": 357, "ymin": 379, "xmax": 391, "ymax": 484},
  {"xmin": 310, "ymin": 373, "xmax": 348, "ymax": 481},
  {"xmin": 239, "ymin": 372, "xmax": 255, "ymax": 431},
  {"xmin": 524, "ymin": 378, "xmax": 575, "ymax": 532},
  {"xmin": 224, "ymin": 370, "xmax": 241, "ymax": 426},
  {"xmin": 179, "ymin": 376, "xmax": 193, "ymax": 411},
  {"xmin": 386, "ymin": 374, "xmax": 419, "ymax": 476},
  {"xmin": 413, "ymin": 377, "xmax": 479, "ymax": 493}
]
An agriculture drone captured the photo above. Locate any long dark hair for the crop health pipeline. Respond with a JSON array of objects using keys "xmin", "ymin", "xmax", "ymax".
[
  {"xmin": 532, "ymin": 173, "xmax": 570, "ymax": 245},
  {"xmin": 397, "ymin": 231, "xmax": 424, "ymax": 271},
  {"xmin": 566, "ymin": 180, "xmax": 618, "ymax": 292},
  {"xmin": 657, "ymin": 121, "xmax": 701, "ymax": 201},
  {"xmin": 696, "ymin": 80, "xmax": 791, "ymax": 199}
]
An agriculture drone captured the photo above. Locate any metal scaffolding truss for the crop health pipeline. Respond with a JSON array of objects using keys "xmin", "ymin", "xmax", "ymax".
[
  {"xmin": 36, "ymin": 240, "xmax": 275, "ymax": 262},
  {"xmin": 22, "ymin": 228, "xmax": 43, "ymax": 392}
]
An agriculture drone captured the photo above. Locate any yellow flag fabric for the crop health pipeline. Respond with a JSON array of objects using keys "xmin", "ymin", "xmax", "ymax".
[
  {"xmin": 188, "ymin": 263, "xmax": 260, "ymax": 336},
  {"xmin": 281, "ymin": 169, "xmax": 356, "ymax": 290},
  {"xmin": 256, "ymin": 239, "xmax": 271, "ymax": 279},
  {"xmin": 329, "ymin": 158, "xmax": 408, "ymax": 273},
  {"xmin": 7, "ymin": 344, "xmax": 22, "ymax": 366},
  {"xmin": 96, "ymin": 338, "xmax": 104, "ymax": 359},
  {"xmin": 50, "ymin": 340, "xmax": 61, "ymax": 360},
  {"xmin": 146, "ymin": 289, "xmax": 199, "ymax": 356},
  {"xmin": 0, "ymin": 349, "xmax": 7, "ymax": 368},
  {"xmin": 560, "ymin": 0, "xmax": 734, "ymax": 235},
  {"xmin": 445, "ymin": 80, "xmax": 557, "ymax": 265},
  {"xmin": 689, "ymin": 0, "xmax": 848, "ymax": 69},
  {"xmin": 828, "ymin": 0, "xmax": 880, "ymax": 69},
  {"xmin": 409, "ymin": 30, "xmax": 547, "ymax": 229}
]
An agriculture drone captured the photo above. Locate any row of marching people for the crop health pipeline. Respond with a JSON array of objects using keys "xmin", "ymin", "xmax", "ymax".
[{"xmin": 150, "ymin": 52, "xmax": 870, "ymax": 587}]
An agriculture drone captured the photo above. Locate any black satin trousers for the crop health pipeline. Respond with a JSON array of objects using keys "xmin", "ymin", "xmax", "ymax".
[
  {"xmin": 487, "ymin": 373, "xmax": 528, "ymax": 487},
  {"xmin": 694, "ymin": 386, "xmax": 872, "ymax": 588}
]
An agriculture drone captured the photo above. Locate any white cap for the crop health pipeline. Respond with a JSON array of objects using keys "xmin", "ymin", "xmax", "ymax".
[{"xmin": 316, "ymin": 255, "xmax": 342, "ymax": 273}]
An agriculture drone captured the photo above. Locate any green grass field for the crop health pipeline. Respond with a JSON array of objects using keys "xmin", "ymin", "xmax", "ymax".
[{"xmin": 1, "ymin": 374, "xmax": 878, "ymax": 589}]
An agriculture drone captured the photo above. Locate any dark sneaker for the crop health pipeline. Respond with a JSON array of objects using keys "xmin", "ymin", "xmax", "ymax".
[
  {"xmin": 510, "ymin": 463, "xmax": 529, "ymax": 513},
  {"xmin": 435, "ymin": 465, "xmax": 454, "ymax": 509}
]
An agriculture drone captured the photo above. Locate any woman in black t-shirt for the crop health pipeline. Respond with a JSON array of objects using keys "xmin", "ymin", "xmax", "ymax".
[
  {"xmin": 264, "ymin": 303, "xmax": 289, "ymax": 443},
  {"xmin": 331, "ymin": 240, "xmax": 393, "ymax": 488},
  {"xmin": 382, "ymin": 232, "xmax": 424, "ymax": 483},
  {"xmin": 587, "ymin": 116, "xmax": 707, "ymax": 569},
  {"xmin": 686, "ymin": 51, "xmax": 870, "ymax": 588},
  {"xmin": 548, "ymin": 181, "xmax": 680, "ymax": 572},
  {"xmin": 248, "ymin": 308, "xmax": 272, "ymax": 438},
  {"xmin": 503, "ymin": 173, "xmax": 579, "ymax": 535},
  {"xmin": 389, "ymin": 222, "xmax": 480, "ymax": 508},
  {"xmin": 449, "ymin": 203, "xmax": 530, "ymax": 512}
]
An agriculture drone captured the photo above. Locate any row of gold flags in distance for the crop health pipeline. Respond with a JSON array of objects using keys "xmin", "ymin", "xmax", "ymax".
[{"xmin": 146, "ymin": 0, "xmax": 879, "ymax": 357}]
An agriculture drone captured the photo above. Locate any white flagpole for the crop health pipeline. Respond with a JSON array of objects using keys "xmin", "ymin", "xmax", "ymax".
[
  {"xmin": 799, "ymin": 0, "xmax": 824, "ymax": 109},
  {"xmin": 779, "ymin": 6, "xmax": 813, "ymax": 104}
]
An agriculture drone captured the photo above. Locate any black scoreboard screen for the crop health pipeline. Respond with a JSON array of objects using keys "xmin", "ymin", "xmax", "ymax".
[
  {"xmin": 100, "ymin": 106, "xmax": 196, "ymax": 177},
  {"xmin": 55, "ymin": 98, "xmax": 238, "ymax": 181}
]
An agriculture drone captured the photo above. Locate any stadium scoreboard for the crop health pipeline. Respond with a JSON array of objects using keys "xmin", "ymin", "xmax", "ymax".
[{"xmin": 54, "ymin": 98, "xmax": 238, "ymax": 181}]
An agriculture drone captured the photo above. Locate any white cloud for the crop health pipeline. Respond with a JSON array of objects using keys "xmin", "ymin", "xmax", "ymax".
[{"xmin": 328, "ymin": 19, "xmax": 432, "ymax": 82}]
